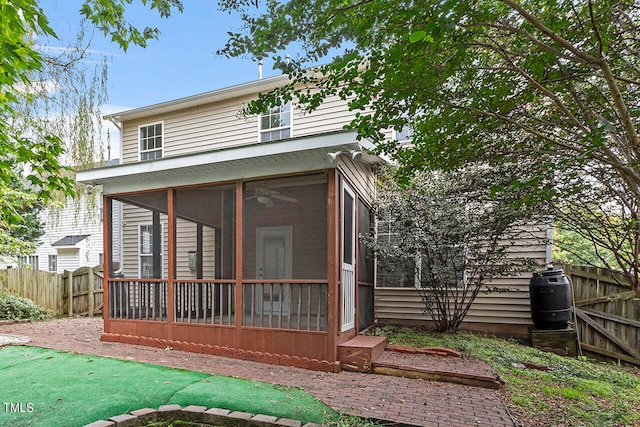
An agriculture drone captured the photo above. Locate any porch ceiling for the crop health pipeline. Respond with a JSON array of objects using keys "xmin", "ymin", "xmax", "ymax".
[{"xmin": 77, "ymin": 130, "xmax": 384, "ymax": 194}]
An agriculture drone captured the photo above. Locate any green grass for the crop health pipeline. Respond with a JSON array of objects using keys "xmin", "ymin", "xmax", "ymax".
[
  {"xmin": 372, "ymin": 325, "xmax": 640, "ymax": 427},
  {"xmin": 0, "ymin": 346, "xmax": 339, "ymax": 427}
]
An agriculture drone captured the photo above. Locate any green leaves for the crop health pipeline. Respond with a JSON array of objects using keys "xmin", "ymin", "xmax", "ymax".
[
  {"xmin": 409, "ymin": 30, "xmax": 433, "ymax": 44},
  {"xmin": 79, "ymin": 0, "xmax": 184, "ymax": 51}
]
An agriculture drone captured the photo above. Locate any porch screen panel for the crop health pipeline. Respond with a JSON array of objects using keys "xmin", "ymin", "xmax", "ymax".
[
  {"xmin": 242, "ymin": 173, "xmax": 328, "ymax": 330},
  {"xmin": 107, "ymin": 191, "xmax": 169, "ymax": 321},
  {"xmin": 174, "ymin": 184, "xmax": 236, "ymax": 324},
  {"xmin": 357, "ymin": 200, "xmax": 374, "ymax": 331}
]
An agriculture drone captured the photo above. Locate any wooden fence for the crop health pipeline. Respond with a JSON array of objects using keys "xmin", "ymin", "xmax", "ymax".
[
  {"xmin": 0, "ymin": 266, "xmax": 104, "ymax": 317},
  {"xmin": 559, "ymin": 263, "xmax": 640, "ymax": 365}
]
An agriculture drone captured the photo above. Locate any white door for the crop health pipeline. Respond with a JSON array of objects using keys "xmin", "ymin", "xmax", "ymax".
[
  {"xmin": 341, "ymin": 184, "xmax": 356, "ymax": 332},
  {"xmin": 256, "ymin": 226, "xmax": 293, "ymax": 314}
]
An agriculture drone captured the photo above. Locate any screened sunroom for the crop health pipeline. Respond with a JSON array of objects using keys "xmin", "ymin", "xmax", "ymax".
[{"xmin": 79, "ymin": 131, "xmax": 381, "ymax": 370}]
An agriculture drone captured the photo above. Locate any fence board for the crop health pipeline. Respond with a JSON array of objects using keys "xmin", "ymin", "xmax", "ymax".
[
  {"xmin": 558, "ymin": 263, "xmax": 640, "ymax": 365},
  {"xmin": 0, "ymin": 269, "xmax": 63, "ymax": 316},
  {"xmin": 61, "ymin": 266, "xmax": 104, "ymax": 317},
  {"xmin": 0, "ymin": 266, "xmax": 103, "ymax": 318}
]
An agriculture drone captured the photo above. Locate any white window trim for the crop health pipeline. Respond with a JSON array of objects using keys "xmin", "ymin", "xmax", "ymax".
[
  {"xmin": 258, "ymin": 101, "xmax": 293, "ymax": 143},
  {"xmin": 138, "ymin": 121, "xmax": 164, "ymax": 161}
]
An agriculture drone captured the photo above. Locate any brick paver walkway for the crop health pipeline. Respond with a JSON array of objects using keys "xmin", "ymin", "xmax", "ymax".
[{"xmin": 0, "ymin": 318, "xmax": 515, "ymax": 427}]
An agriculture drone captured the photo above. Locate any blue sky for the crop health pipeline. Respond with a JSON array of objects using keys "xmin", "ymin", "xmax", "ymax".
[{"xmin": 39, "ymin": 1, "xmax": 282, "ymax": 111}]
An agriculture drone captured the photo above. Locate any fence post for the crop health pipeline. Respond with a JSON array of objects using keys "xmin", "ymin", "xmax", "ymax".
[
  {"xmin": 88, "ymin": 267, "xmax": 94, "ymax": 317},
  {"xmin": 67, "ymin": 270, "xmax": 73, "ymax": 317}
]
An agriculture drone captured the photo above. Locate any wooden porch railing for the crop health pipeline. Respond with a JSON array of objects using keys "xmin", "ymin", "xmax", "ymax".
[
  {"xmin": 242, "ymin": 280, "xmax": 328, "ymax": 331},
  {"xmin": 174, "ymin": 280, "xmax": 235, "ymax": 325},
  {"xmin": 108, "ymin": 279, "xmax": 168, "ymax": 321},
  {"xmin": 106, "ymin": 279, "xmax": 328, "ymax": 332}
]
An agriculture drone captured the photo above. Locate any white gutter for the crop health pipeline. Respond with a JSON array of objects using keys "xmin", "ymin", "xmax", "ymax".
[{"xmin": 76, "ymin": 130, "xmax": 383, "ymax": 193}]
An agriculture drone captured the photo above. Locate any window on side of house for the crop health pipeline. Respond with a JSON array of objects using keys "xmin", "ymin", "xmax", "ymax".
[
  {"xmin": 139, "ymin": 224, "xmax": 164, "ymax": 278},
  {"xmin": 139, "ymin": 122, "xmax": 163, "ymax": 161},
  {"xmin": 48, "ymin": 255, "xmax": 57, "ymax": 272},
  {"xmin": 28, "ymin": 255, "xmax": 39, "ymax": 270},
  {"xmin": 259, "ymin": 102, "xmax": 291, "ymax": 142},
  {"xmin": 375, "ymin": 218, "xmax": 466, "ymax": 289},
  {"xmin": 139, "ymin": 224, "xmax": 154, "ymax": 278},
  {"xmin": 375, "ymin": 218, "xmax": 417, "ymax": 288}
]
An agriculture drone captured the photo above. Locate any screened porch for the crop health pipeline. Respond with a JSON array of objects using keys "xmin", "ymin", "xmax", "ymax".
[{"xmin": 104, "ymin": 173, "xmax": 331, "ymax": 332}]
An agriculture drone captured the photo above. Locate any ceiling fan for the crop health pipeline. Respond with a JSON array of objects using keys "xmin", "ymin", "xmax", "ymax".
[{"xmin": 248, "ymin": 184, "xmax": 297, "ymax": 208}]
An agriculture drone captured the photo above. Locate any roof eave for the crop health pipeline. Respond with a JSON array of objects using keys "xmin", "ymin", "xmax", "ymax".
[
  {"xmin": 103, "ymin": 74, "xmax": 291, "ymax": 122},
  {"xmin": 76, "ymin": 130, "xmax": 385, "ymax": 193}
]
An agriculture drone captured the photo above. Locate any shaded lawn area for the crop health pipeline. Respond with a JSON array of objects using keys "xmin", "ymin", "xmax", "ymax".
[{"xmin": 0, "ymin": 346, "xmax": 337, "ymax": 427}]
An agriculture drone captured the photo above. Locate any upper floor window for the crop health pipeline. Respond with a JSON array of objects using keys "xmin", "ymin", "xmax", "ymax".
[
  {"xmin": 260, "ymin": 102, "xmax": 291, "ymax": 142},
  {"xmin": 139, "ymin": 122, "xmax": 163, "ymax": 161},
  {"xmin": 394, "ymin": 124, "xmax": 414, "ymax": 144}
]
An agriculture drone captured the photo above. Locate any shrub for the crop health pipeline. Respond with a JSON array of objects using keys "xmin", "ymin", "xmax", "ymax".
[{"xmin": 0, "ymin": 291, "xmax": 52, "ymax": 320}]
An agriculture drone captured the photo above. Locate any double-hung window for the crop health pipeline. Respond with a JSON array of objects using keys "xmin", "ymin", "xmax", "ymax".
[
  {"xmin": 259, "ymin": 102, "xmax": 291, "ymax": 142},
  {"xmin": 17, "ymin": 255, "xmax": 39, "ymax": 270},
  {"xmin": 376, "ymin": 216, "xmax": 466, "ymax": 289},
  {"xmin": 48, "ymin": 255, "xmax": 57, "ymax": 272},
  {"xmin": 139, "ymin": 122, "xmax": 163, "ymax": 160},
  {"xmin": 375, "ymin": 218, "xmax": 418, "ymax": 288},
  {"xmin": 394, "ymin": 124, "xmax": 414, "ymax": 144},
  {"xmin": 139, "ymin": 224, "xmax": 155, "ymax": 278},
  {"xmin": 139, "ymin": 224, "xmax": 163, "ymax": 278}
]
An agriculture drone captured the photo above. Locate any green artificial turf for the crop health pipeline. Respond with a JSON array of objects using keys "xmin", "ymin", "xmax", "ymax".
[{"xmin": 0, "ymin": 346, "xmax": 337, "ymax": 427}]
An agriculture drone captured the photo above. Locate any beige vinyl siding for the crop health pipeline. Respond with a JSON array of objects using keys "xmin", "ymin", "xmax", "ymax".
[
  {"xmin": 338, "ymin": 156, "xmax": 376, "ymax": 205},
  {"xmin": 121, "ymin": 205, "xmax": 168, "ymax": 278},
  {"xmin": 292, "ymin": 94, "xmax": 357, "ymax": 136},
  {"xmin": 121, "ymin": 92, "xmax": 360, "ymax": 164},
  {"xmin": 175, "ymin": 218, "xmax": 216, "ymax": 279},
  {"xmin": 374, "ymin": 224, "xmax": 548, "ymax": 332},
  {"xmin": 122, "ymin": 98, "xmax": 256, "ymax": 163}
]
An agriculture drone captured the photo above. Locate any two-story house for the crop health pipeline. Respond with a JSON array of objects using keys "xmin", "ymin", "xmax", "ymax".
[
  {"xmin": 77, "ymin": 74, "xmax": 547, "ymax": 371},
  {"xmin": 77, "ymin": 74, "xmax": 386, "ymax": 371}
]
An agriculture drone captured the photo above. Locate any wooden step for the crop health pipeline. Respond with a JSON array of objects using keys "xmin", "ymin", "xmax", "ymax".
[{"xmin": 337, "ymin": 335, "xmax": 387, "ymax": 372}]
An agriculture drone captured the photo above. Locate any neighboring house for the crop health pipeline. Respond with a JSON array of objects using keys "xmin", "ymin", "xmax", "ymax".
[
  {"xmin": 29, "ymin": 193, "xmax": 103, "ymax": 274},
  {"xmin": 6, "ymin": 160, "xmax": 121, "ymax": 274},
  {"xmin": 76, "ymin": 74, "xmax": 546, "ymax": 371}
]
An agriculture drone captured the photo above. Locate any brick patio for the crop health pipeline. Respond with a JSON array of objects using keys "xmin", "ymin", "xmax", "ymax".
[{"xmin": 0, "ymin": 318, "xmax": 515, "ymax": 427}]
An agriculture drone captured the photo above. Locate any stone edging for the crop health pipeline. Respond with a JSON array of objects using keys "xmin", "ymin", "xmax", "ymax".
[{"xmin": 82, "ymin": 404, "xmax": 323, "ymax": 427}]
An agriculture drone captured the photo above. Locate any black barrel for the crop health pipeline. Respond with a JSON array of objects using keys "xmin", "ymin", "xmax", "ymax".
[{"xmin": 529, "ymin": 268, "xmax": 572, "ymax": 330}]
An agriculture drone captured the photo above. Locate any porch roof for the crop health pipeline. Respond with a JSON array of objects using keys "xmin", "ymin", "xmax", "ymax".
[{"xmin": 76, "ymin": 130, "xmax": 384, "ymax": 194}]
